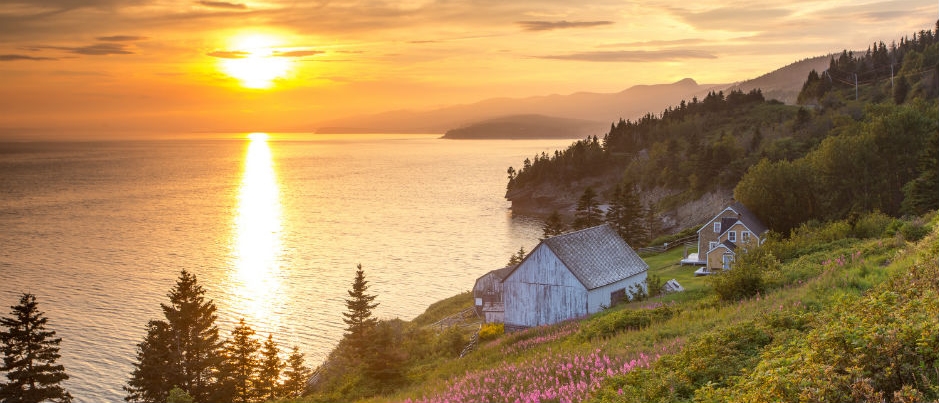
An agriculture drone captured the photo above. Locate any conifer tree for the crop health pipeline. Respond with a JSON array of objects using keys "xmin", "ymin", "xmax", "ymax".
[
  {"xmin": 506, "ymin": 247, "xmax": 526, "ymax": 266},
  {"xmin": 125, "ymin": 270, "xmax": 225, "ymax": 403},
  {"xmin": 223, "ymin": 319, "xmax": 261, "ymax": 403},
  {"xmin": 541, "ymin": 211, "xmax": 566, "ymax": 240},
  {"xmin": 256, "ymin": 334, "xmax": 283, "ymax": 401},
  {"xmin": 342, "ymin": 264, "xmax": 379, "ymax": 358},
  {"xmin": 572, "ymin": 187, "xmax": 603, "ymax": 230},
  {"xmin": 606, "ymin": 183, "xmax": 647, "ymax": 246},
  {"xmin": 280, "ymin": 346, "xmax": 311, "ymax": 398},
  {"xmin": 0, "ymin": 293, "xmax": 72, "ymax": 403}
]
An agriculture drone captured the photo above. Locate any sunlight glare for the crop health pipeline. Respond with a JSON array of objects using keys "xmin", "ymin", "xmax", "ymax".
[
  {"xmin": 221, "ymin": 34, "xmax": 292, "ymax": 89},
  {"xmin": 231, "ymin": 132, "xmax": 283, "ymax": 323}
]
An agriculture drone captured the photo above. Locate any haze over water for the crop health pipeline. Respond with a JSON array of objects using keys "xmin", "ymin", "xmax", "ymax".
[{"xmin": 0, "ymin": 133, "xmax": 573, "ymax": 402}]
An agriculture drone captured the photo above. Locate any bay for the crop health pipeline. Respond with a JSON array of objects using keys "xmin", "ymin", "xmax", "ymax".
[{"xmin": 0, "ymin": 133, "xmax": 573, "ymax": 402}]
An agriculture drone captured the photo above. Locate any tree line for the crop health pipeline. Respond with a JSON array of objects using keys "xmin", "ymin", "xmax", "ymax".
[{"xmin": 123, "ymin": 269, "xmax": 312, "ymax": 403}]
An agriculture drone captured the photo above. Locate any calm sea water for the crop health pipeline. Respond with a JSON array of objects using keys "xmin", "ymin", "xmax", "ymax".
[{"xmin": 0, "ymin": 134, "xmax": 574, "ymax": 402}]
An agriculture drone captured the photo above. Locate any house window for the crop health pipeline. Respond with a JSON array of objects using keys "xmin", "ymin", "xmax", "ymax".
[
  {"xmin": 610, "ymin": 289, "xmax": 626, "ymax": 306},
  {"xmin": 728, "ymin": 231, "xmax": 736, "ymax": 242},
  {"xmin": 709, "ymin": 241, "xmax": 717, "ymax": 250},
  {"xmin": 713, "ymin": 222, "xmax": 721, "ymax": 233},
  {"xmin": 742, "ymin": 231, "xmax": 751, "ymax": 243}
]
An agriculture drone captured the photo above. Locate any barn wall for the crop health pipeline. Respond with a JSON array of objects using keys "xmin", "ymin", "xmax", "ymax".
[
  {"xmin": 503, "ymin": 244, "xmax": 588, "ymax": 328},
  {"xmin": 586, "ymin": 272, "xmax": 648, "ymax": 313},
  {"xmin": 473, "ymin": 272, "xmax": 505, "ymax": 320}
]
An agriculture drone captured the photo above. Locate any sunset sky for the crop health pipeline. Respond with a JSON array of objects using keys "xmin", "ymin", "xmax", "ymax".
[{"xmin": 0, "ymin": 0, "xmax": 934, "ymax": 134}]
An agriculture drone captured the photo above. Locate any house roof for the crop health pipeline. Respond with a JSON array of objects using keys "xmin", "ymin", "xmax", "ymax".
[
  {"xmin": 540, "ymin": 224, "xmax": 649, "ymax": 290},
  {"xmin": 697, "ymin": 201, "xmax": 769, "ymax": 236},
  {"xmin": 474, "ymin": 265, "xmax": 516, "ymax": 289},
  {"xmin": 720, "ymin": 240, "xmax": 737, "ymax": 251},
  {"xmin": 728, "ymin": 201, "xmax": 769, "ymax": 237}
]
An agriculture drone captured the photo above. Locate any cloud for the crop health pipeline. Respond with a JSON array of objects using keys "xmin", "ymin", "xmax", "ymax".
[
  {"xmin": 272, "ymin": 50, "xmax": 323, "ymax": 57},
  {"xmin": 517, "ymin": 20, "xmax": 614, "ymax": 31},
  {"xmin": 69, "ymin": 43, "xmax": 133, "ymax": 55},
  {"xmin": 198, "ymin": 1, "xmax": 246, "ymax": 9},
  {"xmin": 96, "ymin": 35, "xmax": 147, "ymax": 42},
  {"xmin": 35, "ymin": 43, "xmax": 134, "ymax": 55},
  {"xmin": 666, "ymin": 7, "xmax": 791, "ymax": 31},
  {"xmin": 539, "ymin": 49, "xmax": 717, "ymax": 62},
  {"xmin": 0, "ymin": 54, "xmax": 57, "ymax": 61},
  {"xmin": 206, "ymin": 50, "xmax": 249, "ymax": 58},
  {"xmin": 597, "ymin": 38, "xmax": 707, "ymax": 48}
]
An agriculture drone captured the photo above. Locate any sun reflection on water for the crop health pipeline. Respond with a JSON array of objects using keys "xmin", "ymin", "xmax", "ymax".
[{"xmin": 231, "ymin": 132, "xmax": 283, "ymax": 326}]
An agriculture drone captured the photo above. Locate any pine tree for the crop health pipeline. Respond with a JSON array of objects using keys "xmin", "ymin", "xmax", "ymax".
[
  {"xmin": 605, "ymin": 183, "xmax": 647, "ymax": 246},
  {"xmin": 342, "ymin": 264, "xmax": 379, "ymax": 358},
  {"xmin": 280, "ymin": 346, "xmax": 311, "ymax": 398},
  {"xmin": 223, "ymin": 319, "xmax": 261, "ymax": 403},
  {"xmin": 256, "ymin": 334, "xmax": 283, "ymax": 401},
  {"xmin": 125, "ymin": 270, "xmax": 225, "ymax": 403},
  {"xmin": 541, "ymin": 211, "xmax": 566, "ymax": 240},
  {"xmin": 506, "ymin": 247, "xmax": 526, "ymax": 266},
  {"xmin": 0, "ymin": 293, "xmax": 72, "ymax": 403},
  {"xmin": 572, "ymin": 187, "xmax": 603, "ymax": 230}
]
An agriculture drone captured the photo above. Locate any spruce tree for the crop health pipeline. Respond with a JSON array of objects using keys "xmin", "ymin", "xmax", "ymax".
[
  {"xmin": 223, "ymin": 319, "xmax": 261, "ymax": 403},
  {"xmin": 342, "ymin": 264, "xmax": 379, "ymax": 358},
  {"xmin": 256, "ymin": 334, "xmax": 283, "ymax": 401},
  {"xmin": 606, "ymin": 183, "xmax": 647, "ymax": 246},
  {"xmin": 572, "ymin": 187, "xmax": 603, "ymax": 230},
  {"xmin": 506, "ymin": 247, "xmax": 526, "ymax": 266},
  {"xmin": 540, "ymin": 211, "xmax": 566, "ymax": 240},
  {"xmin": 280, "ymin": 346, "xmax": 311, "ymax": 398},
  {"xmin": 125, "ymin": 270, "xmax": 225, "ymax": 403},
  {"xmin": 0, "ymin": 293, "xmax": 72, "ymax": 403}
]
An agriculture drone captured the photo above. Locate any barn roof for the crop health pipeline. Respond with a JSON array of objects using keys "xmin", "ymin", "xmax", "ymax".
[{"xmin": 541, "ymin": 224, "xmax": 649, "ymax": 290}]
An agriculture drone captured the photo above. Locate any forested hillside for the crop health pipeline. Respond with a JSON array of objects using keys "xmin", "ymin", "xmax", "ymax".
[{"xmin": 506, "ymin": 21, "xmax": 938, "ymax": 241}]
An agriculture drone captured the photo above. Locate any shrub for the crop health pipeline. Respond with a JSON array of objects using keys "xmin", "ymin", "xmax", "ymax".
[
  {"xmin": 851, "ymin": 211, "xmax": 895, "ymax": 238},
  {"xmin": 899, "ymin": 218, "xmax": 930, "ymax": 242},
  {"xmin": 579, "ymin": 305, "xmax": 675, "ymax": 340},
  {"xmin": 710, "ymin": 245, "xmax": 780, "ymax": 302},
  {"xmin": 477, "ymin": 323, "xmax": 504, "ymax": 342}
]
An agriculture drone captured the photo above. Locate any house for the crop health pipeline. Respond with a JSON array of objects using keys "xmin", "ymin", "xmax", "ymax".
[
  {"xmin": 501, "ymin": 224, "xmax": 649, "ymax": 331},
  {"xmin": 472, "ymin": 265, "xmax": 514, "ymax": 323},
  {"xmin": 696, "ymin": 201, "xmax": 769, "ymax": 273}
]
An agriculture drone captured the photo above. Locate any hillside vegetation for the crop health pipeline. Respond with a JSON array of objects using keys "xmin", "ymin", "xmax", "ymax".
[{"xmin": 506, "ymin": 22, "xmax": 938, "ymax": 238}]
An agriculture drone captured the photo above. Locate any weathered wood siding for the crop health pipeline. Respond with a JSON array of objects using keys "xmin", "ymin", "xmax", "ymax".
[
  {"xmin": 503, "ymin": 244, "xmax": 588, "ymax": 328},
  {"xmin": 473, "ymin": 272, "xmax": 505, "ymax": 322},
  {"xmin": 586, "ymin": 272, "xmax": 648, "ymax": 312}
]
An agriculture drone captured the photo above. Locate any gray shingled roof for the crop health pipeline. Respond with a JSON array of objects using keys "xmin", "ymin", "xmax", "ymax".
[
  {"xmin": 542, "ymin": 224, "xmax": 649, "ymax": 290},
  {"xmin": 729, "ymin": 201, "xmax": 769, "ymax": 236}
]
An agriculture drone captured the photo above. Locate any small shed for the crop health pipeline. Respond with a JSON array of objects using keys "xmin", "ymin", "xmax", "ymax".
[
  {"xmin": 502, "ymin": 224, "xmax": 649, "ymax": 330},
  {"xmin": 472, "ymin": 266, "xmax": 514, "ymax": 323}
]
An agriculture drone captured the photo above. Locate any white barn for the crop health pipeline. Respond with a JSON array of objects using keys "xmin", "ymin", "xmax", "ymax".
[{"xmin": 502, "ymin": 224, "xmax": 649, "ymax": 330}]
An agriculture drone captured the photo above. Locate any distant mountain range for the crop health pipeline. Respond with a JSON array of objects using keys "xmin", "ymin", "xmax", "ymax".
[{"xmin": 316, "ymin": 55, "xmax": 832, "ymax": 137}]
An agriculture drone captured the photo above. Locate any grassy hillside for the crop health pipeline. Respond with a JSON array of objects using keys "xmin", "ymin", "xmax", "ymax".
[{"xmin": 282, "ymin": 213, "xmax": 936, "ymax": 403}]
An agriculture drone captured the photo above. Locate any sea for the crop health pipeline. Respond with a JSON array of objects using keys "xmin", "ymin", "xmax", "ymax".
[{"xmin": 0, "ymin": 133, "xmax": 575, "ymax": 402}]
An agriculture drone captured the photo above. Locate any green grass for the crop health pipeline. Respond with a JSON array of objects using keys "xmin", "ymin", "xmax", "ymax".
[{"xmin": 644, "ymin": 247, "xmax": 710, "ymax": 303}]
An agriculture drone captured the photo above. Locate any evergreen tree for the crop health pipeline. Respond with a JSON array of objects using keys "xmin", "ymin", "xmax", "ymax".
[
  {"xmin": 124, "ymin": 321, "xmax": 173, "ymax": 403},
  {"xmin": 223, "ymin": 319, "xmax": 261, "ymax": 403},
  {"xmin": 125, "ymin": 270, "xmax": 225, "ymax": 403},
  {"xmin": 605, "ymin": 183, "xmax": 647, "ymax": 246},
  {"xmin": 572, "ymin": 187, "xmax": 603, "ymax": 230},
  {"xmin": 280, "ymin": 346, "xmax": 311, "ymax": 398},
  {"xmin": 0, "ymin": 294, "xmax": 72, "ymax": 403},
  {"xmin": 507, "ymin": 247, "xmax": 526, "ymax": 266},
  {"xmin": 541, "ymin": 210, "xmax": 566, "ymax": 240},
  {"xmin": 342, "ymin": 264, "xmax": 379, "ymax": 358},
  {"xmin": 165, "ymin": 387, "xmax": 193, "ymax": 403},
  {"xmin": 256, "ymin": 334, "xmax": 283, "ymax": 401}
]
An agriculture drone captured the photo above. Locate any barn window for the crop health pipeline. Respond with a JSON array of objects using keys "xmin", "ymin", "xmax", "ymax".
[{"xmin": 610, "ymin": 289, "xmax": 627, "ymax": 306}]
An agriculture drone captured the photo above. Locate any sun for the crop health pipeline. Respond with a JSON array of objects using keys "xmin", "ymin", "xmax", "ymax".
[{"xmin": 220, "ymin": 34, "xmax": 292, "ymax": 89}]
